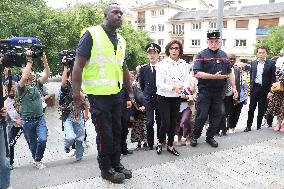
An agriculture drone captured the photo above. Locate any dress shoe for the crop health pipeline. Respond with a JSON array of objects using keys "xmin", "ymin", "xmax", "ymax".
[
  {"xmin": 101, "ymin": 168, "xmax": 125, "ymax": 183},
  {"xmin": 114, "ymin": 163, "xmax": 132, "ymax": 179},
  {"xmin": 205, "ymin": 138, "xmax": 218, "ymax": 148},
  {"xmin": 189, "ymin": 138, "xmax": 197, "ymax": 147},
  {"xmin": 167, "ymin": 146, "xmax": 180, "ymax": 156},
  {"xmin": 244, "ymin": 127, "xmax": 251, "ymax": 132},
  {"xmin": 257, "ymin": 127, "xmax": 261, "ymax": 130},
  {"xmin": 121, "ymin": 150, "xmax": 133, "ymax": 155},
  {"xmin": 156, "ymin": 144, "xmax": 162, "ymax": 154}
]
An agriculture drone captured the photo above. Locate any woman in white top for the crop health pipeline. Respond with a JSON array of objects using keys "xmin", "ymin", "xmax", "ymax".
[{"xmin": 156, "ymin": 40, "xmax": 191, "ymax": 156}]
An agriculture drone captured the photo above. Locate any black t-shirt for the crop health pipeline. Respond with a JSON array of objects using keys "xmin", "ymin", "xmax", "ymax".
[
  {"xmin": 59, "ymin": 80, "xmax": 73, "ymax": 113},
  {"xmin": 76, "ymin": 25, "xmax": 118, "ymax": 60}
]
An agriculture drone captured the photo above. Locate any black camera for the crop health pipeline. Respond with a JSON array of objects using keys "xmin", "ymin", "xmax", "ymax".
[
  {"xmin": 58, "ymin": 50, "xmax": 76, "ymax": 68},
  {"xmin": 0, "ymin": 37, "xmax": 46, "ymax": 68},
  {"xmin": 0, "ymin": 44, "xmax": 26, "ymax": 67},
  {"xmin": 30, "ymin": 44, "xmax": 46, "ymax": 58}
]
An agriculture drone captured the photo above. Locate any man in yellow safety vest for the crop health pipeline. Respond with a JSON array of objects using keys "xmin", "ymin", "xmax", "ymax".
[{"xmin": 72, "ymin": 3, "xmax": 133, "ymax": 184}]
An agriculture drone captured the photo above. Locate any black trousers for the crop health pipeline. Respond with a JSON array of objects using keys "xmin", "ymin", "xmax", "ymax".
[
  {"xmin": 88, "ymin": 93, "xmax": 122, "ymax": 171},
  {"xmin": 9, "ymin": 126, "xmax": 23, "ymax": 166},
  {"xmin": 120, "ymin": 115, "xmax": 129, "ymax": 153},
  {"xmin": 247, "ymin": 86, "xmax": 269, "ymax": 128},
  {"xmin": 229, "ymin": 101, "xmax": 245, "ymax": 129},
  {"xmin": 218, "ymin": 95, "xmax": 234, "ymax": 134},
  {"xmin": 145, "ymin": 98, "xmax": 161, "ymax": 147},
  {"xmin": 157, "ymin": 95, "xmax": 180, "ymax": 147},
  {"xmin": 192, "ymin": 89, "xmax": 223, "ymax": 139}
]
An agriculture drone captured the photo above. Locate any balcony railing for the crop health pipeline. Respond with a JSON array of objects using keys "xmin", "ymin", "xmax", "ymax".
[
  {"xmin": 256, "ymin": 28, "xmax": 270, "ymax": 35},
  {"xmin": 170, "ymin": 31, "xmax": 184, "ymax": 37}
]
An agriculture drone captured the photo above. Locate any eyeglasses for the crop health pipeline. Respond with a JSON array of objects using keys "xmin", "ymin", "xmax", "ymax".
[{"xmin": 169, "ymin": 47, "xmax": 180, "ymax": 51}]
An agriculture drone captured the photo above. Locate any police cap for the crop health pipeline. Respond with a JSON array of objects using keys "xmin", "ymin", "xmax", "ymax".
[
  {"xmin": 207, "ymin": 30, "xmax": 221, "ymax": 39},
  {"xmin": 145, "ymin": 43, "xmax": 161, "ymax": 53}
]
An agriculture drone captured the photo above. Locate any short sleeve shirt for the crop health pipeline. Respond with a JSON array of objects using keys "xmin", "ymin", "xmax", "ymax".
[
  {"xmin": 17, "ymin": 79, "xmax": 43, "ymax": 120},
  {"xmin": 193, "ymin": 48, "xmax": 231, "ymax": 90}
]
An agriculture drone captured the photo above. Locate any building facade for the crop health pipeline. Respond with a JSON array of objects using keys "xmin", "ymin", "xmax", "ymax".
[{"xmin": 131, "ymin": 0, "xmax": 284, "ymax": 63}]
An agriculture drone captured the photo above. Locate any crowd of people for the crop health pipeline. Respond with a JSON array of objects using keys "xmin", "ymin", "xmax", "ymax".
[{"xmin": 0, "ymin": 3, "xmax": 284, "ymax": 188}]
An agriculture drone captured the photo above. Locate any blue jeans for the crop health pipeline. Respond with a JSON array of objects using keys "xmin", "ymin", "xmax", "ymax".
[
  {"xmin": 22, "ymin": 115, "xmax": 47, "ymax": 162},
  {"xmin": 0, "ymin": 125, "xmax": 10, "ymax": 189},
  {"xmin": 64, "ymin": 113, "xmax": 85, "ymax": 161}
]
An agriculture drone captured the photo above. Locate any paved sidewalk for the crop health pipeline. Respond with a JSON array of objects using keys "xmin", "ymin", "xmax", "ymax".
[{"xmin": 40, "ymin": 137, "xmax": 284, "ymax": 189}]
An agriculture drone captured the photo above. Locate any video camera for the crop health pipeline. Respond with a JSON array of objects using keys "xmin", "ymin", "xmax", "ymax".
[
  {"xmin": 0, "ymin": 37, "xmax": 46, "ymax": 68},
  {"xmin": 58, "ymin": 50, "xmax": 76, "ymax": 68}
]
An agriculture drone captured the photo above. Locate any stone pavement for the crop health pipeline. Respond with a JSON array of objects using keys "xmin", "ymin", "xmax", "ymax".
[
  {"xmin": 39, "ymin": 136, "xmax": 284, "ymax": 189},
  {"xmin": 10, "ymin": 82, "xmax": 284, "ymax": 189}
]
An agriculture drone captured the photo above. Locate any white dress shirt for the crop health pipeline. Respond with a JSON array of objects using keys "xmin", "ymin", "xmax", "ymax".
[
  {"xmin": 255, "ymin": 60, "xmax": 265, "ymax": 84},
  {"xmin": 156, "ymin": 57, "xmax": 191, "ymax": 97}
]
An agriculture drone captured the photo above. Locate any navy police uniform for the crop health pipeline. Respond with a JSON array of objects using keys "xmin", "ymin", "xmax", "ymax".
[
  {"xmin": 192, "ymin": 30, "xmax": 231, "ymax": 144},
  {"xmin": 139, "ymin": 43, "xmax": 161, "ymax": 149}
]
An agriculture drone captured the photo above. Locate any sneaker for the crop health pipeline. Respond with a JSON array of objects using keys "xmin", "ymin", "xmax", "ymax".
[
  {"xmin": 34, "ymin": 161, "xmax": 46, "ymax": 169},
  {"xmin": 67, "ymin": 149, "xmax": 76, "ymax": 157},
  {"xmin": 228, "ymin": 128, "xmax": 234, "ymax": 134}
]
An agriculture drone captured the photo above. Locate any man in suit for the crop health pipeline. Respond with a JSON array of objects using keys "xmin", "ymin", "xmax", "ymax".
[
  {"xmin": 218, "ymin": 53, "xmax": 241, "ymax": 135},
  {"xmin": 139, "ymin": 43, "xmax": 161, "ymax": 150},
  {"xmin": 244, "ymin": 46, "xmax": 276, "ymax": 132}
]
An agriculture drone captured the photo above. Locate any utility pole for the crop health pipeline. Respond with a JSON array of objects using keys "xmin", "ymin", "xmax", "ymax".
[{"xmin": 217, "ymin": 0, "xmax": 224, "ymax": 49}]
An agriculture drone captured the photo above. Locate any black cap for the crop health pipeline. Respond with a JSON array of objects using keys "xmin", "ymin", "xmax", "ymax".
[
  {"xmin": 145, "ymin": 43, "xmax": 161, "ymax": 53},
  {"xmin": 207, "ymin": 30, "xmax": 221, "ymax": 39}
]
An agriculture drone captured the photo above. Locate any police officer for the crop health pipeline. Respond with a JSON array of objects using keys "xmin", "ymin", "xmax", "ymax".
[
  {"xmin": 72, "ymin": 3, "xmax": 132, "ymax": 184},
  {"xmin": 139, "ymin": 43, "xmax": 161, "ymax": 150},
  {"xmin": 190, "ymin": 30, "xmax": 238, "ymax": 148}
]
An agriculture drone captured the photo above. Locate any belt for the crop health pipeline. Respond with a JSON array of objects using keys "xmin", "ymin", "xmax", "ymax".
[{"xmin": 254, "ymin": 83, "xmax": 262, "ymax": 87}]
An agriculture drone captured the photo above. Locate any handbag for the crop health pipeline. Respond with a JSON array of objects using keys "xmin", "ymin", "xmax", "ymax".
[{"xmin": 271, "ymin": 81, "xmax": 284, "ymax": 92}]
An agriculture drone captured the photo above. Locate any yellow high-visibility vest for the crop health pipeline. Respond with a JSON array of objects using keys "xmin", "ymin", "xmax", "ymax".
[{"xmin": 81, "ymin": 25, "xmax": 126, "ymax": 95}]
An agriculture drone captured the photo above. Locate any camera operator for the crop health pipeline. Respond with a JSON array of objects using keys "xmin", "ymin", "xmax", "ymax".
[
  {"xmin": 17, "ymin": 50, "xmax": 50, "ymax": 169},
  {"xmin": 59, "ymin": 56, "xmax": 87, "ymax": 161}
]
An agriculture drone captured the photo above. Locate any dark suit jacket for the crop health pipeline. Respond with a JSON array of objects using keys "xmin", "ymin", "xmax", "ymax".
[
  {"xmin": 250, "ymin": 59, "xmax": 276, "ymax": 93},
  {"xmin": 139, "ymin": 64, "xmax": 157, "ymax": 104},
  {"xmin": 233, "ymin": 66, "xmax": 241, "ymax": 100}
]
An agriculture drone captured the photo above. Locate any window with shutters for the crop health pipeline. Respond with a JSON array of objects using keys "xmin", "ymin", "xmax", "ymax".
[
  {"xmin": 235, "ymin": 39, "xmax": 247, "ymax": 47},
  {"xmin": 151, "ymin": 10, "xmax": 157, "ymax": 17},
  {"xmin": 191, "ymin": 39, "xmax": 201, "ymax": 47},
  {"xmin": 258, "ymin": 18, "xmax": 279, "ymax": 28},
  {"xmin": 159, "ymin": 9, "xmax": 164, "ymax": 16},
  {"xmin": 223, "ymin": 21, "xmax": 227, "ymax": 28},
  {"xmin": 222, "ymin": 39, "xmax": 226, "ymax": 46},
  {"xmin": 209, "ymin": 22, "xmax": 217, "ymax": 29},
  {"xmin": 236, "ymin": 20, "xmax": 249, "ymax": 29},
  {"xmin": 151, "ymin": 25, "xmax": 156, "ymax": 32},
  {"xmin": 158, "ymin": 39, "xmax": 164, "ymax": 46},
  {"xmin": 172, "ymin": 24, "xmax": 184, "ymax": 35},
  {"xmin": 158, "ymin": 24, "xmax": 164, "ymax": 32},
  {"xmin": 192, "ymin": 22, "xmax": 201, "ymax": 30}
]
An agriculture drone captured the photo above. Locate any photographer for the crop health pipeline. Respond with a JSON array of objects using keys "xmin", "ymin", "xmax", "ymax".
[
  {"xmin": 17, "ymin": 51, "xmax": 50, "ymax": 169},
  {"xmin": 59, "ymin": 56, "xmax": 87, "ymax": 161}
]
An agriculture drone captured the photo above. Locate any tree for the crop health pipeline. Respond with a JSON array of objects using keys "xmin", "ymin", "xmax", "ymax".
[
  {"xmin": 256, "ymin": 25, "xmax": 284, "ymax": 57},
  {"xmin": 0, "ymin": 0, "xmax": 152, "ymax": 75}
]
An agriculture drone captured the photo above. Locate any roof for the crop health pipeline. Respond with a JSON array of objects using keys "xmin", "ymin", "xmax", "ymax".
[
  {"xmin": 170, "ymin": 2, "xmax": 284, "ymax": 20},
  {"xmin": 132, "ymin": 0, "xmax": 186, "ymax": 11}
]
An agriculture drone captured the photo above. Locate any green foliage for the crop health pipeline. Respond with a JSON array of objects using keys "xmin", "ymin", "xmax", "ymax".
[
  {"xmin": 0, "ymin": 0, "xmax": 151, "ymax": 75},
  {"xmin": 119, "ymin": 24, "xmax": 153, "ymax": 70},
  {"xmin": 256, "ymin": 26, "xmax": 284, "ymax": 57}
]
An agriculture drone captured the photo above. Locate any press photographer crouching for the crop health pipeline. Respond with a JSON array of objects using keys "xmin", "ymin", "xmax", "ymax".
[
  {"xmin": 17, "ymin": 50, "xmax": 50, "ymax": 169},
  {"xmin": 59, "ymin": 54, "xmax": 88, "ymax": 161}
]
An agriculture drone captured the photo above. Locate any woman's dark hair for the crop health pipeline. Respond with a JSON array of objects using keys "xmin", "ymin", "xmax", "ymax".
[{"xmin": 165, "ymin": 40, "xmax": 183, "ymax": 57}]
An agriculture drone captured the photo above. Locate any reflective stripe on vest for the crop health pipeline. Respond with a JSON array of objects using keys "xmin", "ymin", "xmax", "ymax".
[{"xmin": 81, "ymin": 25, "xmax": 126, "ymax": 95}]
